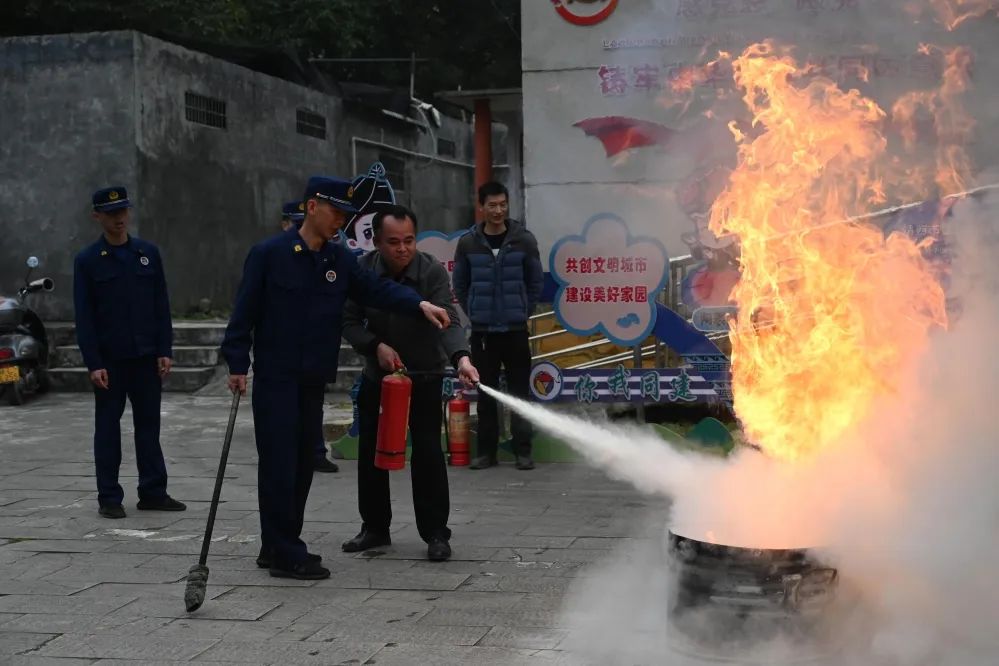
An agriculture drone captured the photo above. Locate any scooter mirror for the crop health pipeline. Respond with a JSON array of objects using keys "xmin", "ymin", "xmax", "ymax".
[
  {"xmin": 28, "ymin": 278, "xmax": 54, "ymax": 292},
  {"xmin": 26, "ymin": 256, "xmax": 39, "ymax": 269}
]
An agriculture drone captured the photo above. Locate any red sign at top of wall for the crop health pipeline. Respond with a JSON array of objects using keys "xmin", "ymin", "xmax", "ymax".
[{"xmin": 552, "ymin": 0, "xmax": 619, "ymax": 26}]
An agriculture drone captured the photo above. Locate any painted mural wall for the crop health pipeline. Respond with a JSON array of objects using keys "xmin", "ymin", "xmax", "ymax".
[{"xmin": 521, "ymin": 0, "xmax": 999, "ymax": 308}]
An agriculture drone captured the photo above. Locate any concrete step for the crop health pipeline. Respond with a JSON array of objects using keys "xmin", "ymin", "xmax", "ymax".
[
  {"xmin": 46, "ymin": 320, "xmax": 229, "ymax": 348},
  {"xmin": 49, "ymin": 367, "xmax": 217, "ymax": 393},
  {"xmin": 47, "ymin": 323, "xmax": 363, "ymax": 369},
  {"xmin": 53, "ymin": 345, "xmax": 220, "ymax": 369}
]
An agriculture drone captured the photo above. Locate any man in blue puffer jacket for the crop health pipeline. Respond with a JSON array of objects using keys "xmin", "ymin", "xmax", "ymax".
[{"xmin": 453, "ymin": 182, "xmax": 544, "ymax": 470}]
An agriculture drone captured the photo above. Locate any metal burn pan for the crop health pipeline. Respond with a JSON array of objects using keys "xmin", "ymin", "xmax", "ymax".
[{"xmin": 667, "ymin": 530, "xmax": 839, "ymax": 648}]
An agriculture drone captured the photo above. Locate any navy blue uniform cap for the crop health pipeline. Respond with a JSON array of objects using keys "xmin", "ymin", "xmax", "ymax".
[
  {"xmin": 282, "ymin": 201, "xmax": 306, "ymax": 221},
  {"xmin": 92, "ymin": 186, "xmax": 132, "ymax": 212},
  {"xmin": 303, "ymin": 176, "xmax": 358, "ymax": 214}
]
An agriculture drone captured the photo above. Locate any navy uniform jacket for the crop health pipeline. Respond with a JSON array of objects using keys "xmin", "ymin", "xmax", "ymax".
[
  {"xmin": 73, "ymin": 236, "xmax": 173, "ymax": 372},
  {"xmin": 221, "ymin": 230, "xmax": 424, "ymax": 383}
]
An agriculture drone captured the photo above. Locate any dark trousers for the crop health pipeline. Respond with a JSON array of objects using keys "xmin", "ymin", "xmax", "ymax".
[
  {"xmin": 251, "ymin": 377, "xmax": 324, "ymax": 567},
  {"xmin": 471, "ymin": 330, "xmax": 534, "ymax": 457},
  {"xmin": 357, "ymin": 375, "xmax": 451, "ymax": 543},
  {"xmin": 93, "ymin": 356, "xmax": 168, "ymax": 507}
]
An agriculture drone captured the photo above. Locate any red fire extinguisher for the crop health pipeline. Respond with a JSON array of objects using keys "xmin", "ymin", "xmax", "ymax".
[
  {"xmin": 375, "ymin": 366, "xmax": 411, "ymax": 471},
  {"xmin": 447, "ymin": 390, "xmax": 471, "ymax": 466}
]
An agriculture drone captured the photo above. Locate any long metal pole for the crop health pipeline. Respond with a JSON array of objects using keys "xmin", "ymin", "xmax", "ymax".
[{"xmin": 633, "ymin": 345, "xmax": 645, "ymax": 423}]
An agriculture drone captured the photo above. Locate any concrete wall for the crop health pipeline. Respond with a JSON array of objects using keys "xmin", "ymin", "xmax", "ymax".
[
  {"xmin": 349, "ymin": 112, "xmax": 478, "ymax": 234},
  {"xmin": 0, "ymin": 32, "xmax": 138, "ymax": 320},
  {"xmin": 1, "ymin": 31, "xmax": 477, "ymax": 319},
  {"xmin": 521, "ymin": 0, "xmax": 999, "ymax": 260},
  {"xmin": 132, "ymin": 33, "xmax": 347, "ymax": 316},
  {"xmin": 132, "ymin": 33, "xmax": 477, "ymax": 315}
]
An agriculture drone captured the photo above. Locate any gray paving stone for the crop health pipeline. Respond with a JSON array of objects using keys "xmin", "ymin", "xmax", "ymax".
[
  {"xmin": 479, "ymin": 625, "xmax": 569, "ymax": 649},
  {"xmin": 370, "ymin": 589, "xmax": 528, "ymax": 609},
  {"xmin": 292, "ymin": 599, "xmax": 431, "ymax": 625},
  {"xmin": 214, "ymin": 585, "xmax": 375, "ymax": 606},
  {"xmin": 0, "ymin": 631, "xmax": 59, "ymax": 655},
  {"xmin": 458, "ymin": 574, "xmax": 574, "ymax": 595},
  {"xmin": 192, "ymin": 639, "xmax": 384, "ymax": 664},
  {"xmin": 366, "ymin": 643, "xmax": 563, "ymax": 665},
  {"xmin": 345, "ymin": 544, "xmax": 500, "ymax": 562},
  {"xmin": 420, "ymin": 606, "xmax": 565, "ymax": 629},
  {"xmin": 9, "ymin": 656, "xmax": 99, "ymax": 665},
  {"xmin": 3, "ymin": 540, "xmax": 113, "ymax": 554},
  {"xmin": 200, "ymin": 570, "xmax": 317, "ymax": 587},
  {"xmin": 0, "ymin": 580, "xmax": 94, "ymax": 596},
  {"xmin": 367, "ymin": 571, "xmax": 471, "ymax": 591},
  {"xmin": 41, "ymin": 566, "xmax": 185, "ymax": 585},
  {"xmin": 36, "ymin": 634, "xmax": 218, "ymax": 661},
  {"xmin": 271, "ymin": 622, "xmax": 326, "ymax": 641},
  {"xmin": 116, "ymin": 598, "xmax": 280, "ymax": 621},
  {"xmin": 456, "ymin": 534, "xmax": 577, "ymax": 548},
  {"xmin": 306, "ymin": 619, "xmax": 489, "ymax": 646},
  {"xmin": 569, "ymin": 536, "xmax": 644, "ymax": 550},
  {"xmin": 0, "ymin": 612, "xmax": 170, "ymax": 635},
  {"xmin": 91, "ymin": 659, "xmax": 231, "ymax": 666},
  {"xmin": 499, "ymin": 547, "xmax": 615, "ymax": 564},
  {"xmin": 246, "ymin": 603, "xmax": 313, "ymax": 624},
  {"xmin": 70, "ymin": 582, "xmax": 233, "ymax": 601},
  {"xmin": 0, "ymin": 394, "xmax": 651, "ymax": 666},
  {"xmin": 103, "ymin": 540, "xmax": 243, "ymax": 556},
  {"xmin": 0, "ymin": 596, "xmax": 136, "ymax": 616},
  {"xmin": 0, "ymin": 612, "xmax": 25, "ymax": 626},
  {"xmin": 150, "ymin": 618, "xmax": 292, "ymax": 641}
]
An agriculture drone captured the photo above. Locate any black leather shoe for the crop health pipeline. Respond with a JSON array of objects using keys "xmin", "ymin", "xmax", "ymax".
[
  {"xmin": 515, "ymin": 455, "xmax": 535, "ymax": 471},
  {"xmin": 469, "ymin": 456, "xmax": 498, "ymax": 470},
  {"xmin": 313, "ymin": 457, "xmax": 339, "ymax": 473},
  {"xmin": 136, "ymin": 496, "xmax": 187, "ymax": 511},
  {"xmin": 341, "ymin": 530, "xmax": 391, "ymax": 553},
  {"xmin": 256, "ymin": 546, "xmax": 322, "ymax": 569},
  {"xmin": 427, "ymin": 536, "xmax": 452, "ymax": 562},
  {"xmin": 269, "ymin": 561, "xmax": 330, "ymax": 580},
  {"xmin": 99, "ymin": 504, "xmax": 126, "ymax": 519}
]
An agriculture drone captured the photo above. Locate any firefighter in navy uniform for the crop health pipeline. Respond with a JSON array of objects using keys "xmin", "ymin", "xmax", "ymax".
[
  {"xmin": 280, "ymin": 200, "xmax": 305, "ymax": 233},
  {"xmin": 73, "ymin": 186, "xmax": 186, "ymax": 519},
  {"xmin": 222, "ymin": 177, "xmax": 451, "ymax": 580},
  {"xmin": 280, "ymin": 199, "xmax": 339, "ymax": 474}
]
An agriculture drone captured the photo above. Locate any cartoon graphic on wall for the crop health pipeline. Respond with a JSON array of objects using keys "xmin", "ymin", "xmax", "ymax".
[
  {"xmin": 572, "ymin": 115, "xmax": 740, "ymax": 309},
  {"xmin": 572, "ymin": 116, "xmax": 678, "ymax": 157},
  {"xmin": 342, "ymin": 162, "xmax": 397, "ymax": 255}
]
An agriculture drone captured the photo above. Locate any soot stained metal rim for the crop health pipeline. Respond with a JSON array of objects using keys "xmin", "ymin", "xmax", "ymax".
[{"xmin": 664, "ymin": 527, "xmax": 842, "ymax": 660}]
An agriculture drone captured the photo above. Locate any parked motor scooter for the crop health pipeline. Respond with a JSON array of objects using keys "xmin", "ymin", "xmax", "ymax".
[{"xmin": 0, "ymin": 256, "xmax": 55, "ymax": 405}]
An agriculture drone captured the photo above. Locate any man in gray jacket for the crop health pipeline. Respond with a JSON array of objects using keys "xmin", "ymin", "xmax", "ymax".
[{"xmin": 341, "ymin": 205, "xmax": 479, "ymax": 561}]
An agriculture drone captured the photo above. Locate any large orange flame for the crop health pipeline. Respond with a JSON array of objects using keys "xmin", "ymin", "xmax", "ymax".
[
  {"xmin": 892, "ymin": 46, "xmax": 975, "ymax": 196},
  {"xmin": 929, "ymin": 0, "xmax": 999, "ymax": 29},
  {"xmin": 708, "ymin": 42, "xmax": 955, "ymax": 462}
]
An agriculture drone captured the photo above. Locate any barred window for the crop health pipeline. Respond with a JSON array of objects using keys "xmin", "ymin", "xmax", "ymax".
[
  {"xmin": 296, "ymin": 108, "xmax": 327, "ymax": 140},
  {"xmin": 184, "ymin": 91, "xmax": 226, "ymax": 129},
  {"xmin": 437, "ymin": 138, "xmax": 456, "ymax": 157},
  {"xmin": 380, "ymin": 154, "xmax": 407, "ymax": 192}
]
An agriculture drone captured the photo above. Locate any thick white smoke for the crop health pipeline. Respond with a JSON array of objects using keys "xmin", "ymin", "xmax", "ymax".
[{"xmin": 479, "ymin": 192, "xmax": 999, "ymax": 664}]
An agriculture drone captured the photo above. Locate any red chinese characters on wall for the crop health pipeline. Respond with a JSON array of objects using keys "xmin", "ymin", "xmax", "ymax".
[
  {"xmin": 564, "ymin": 256, "xmax": 649, "ymax": 274},
  {"xmin": 564, "ymin": 285, "xmax": 649, "ymax": 304},
  {"xmin": 598, "ymin": 52, "xmax": 944, "ymax": 97}
]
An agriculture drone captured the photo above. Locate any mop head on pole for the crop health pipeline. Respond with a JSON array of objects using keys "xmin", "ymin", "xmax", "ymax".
[{"xmin": 184, "ymin": 563, "xmax": 210, "ymax": 612}]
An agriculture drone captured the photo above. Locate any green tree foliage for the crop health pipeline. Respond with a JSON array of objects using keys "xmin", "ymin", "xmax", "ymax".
[{"xmin": 1, "ymin": 0, "xmax": 521, "ymax": 94}]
